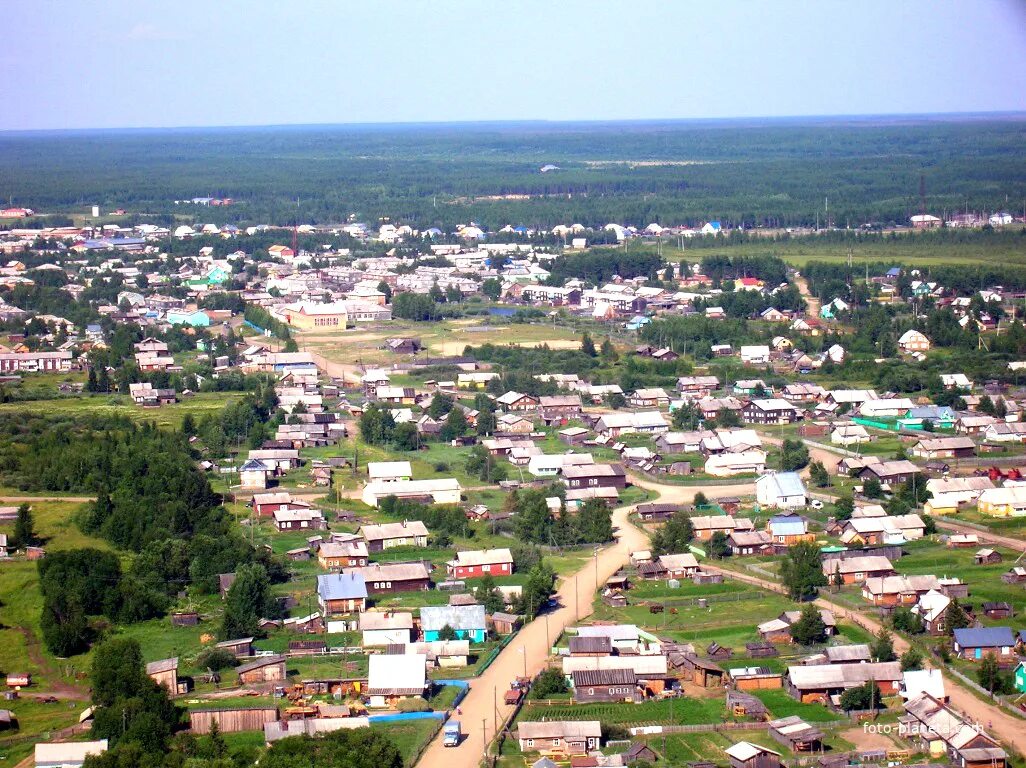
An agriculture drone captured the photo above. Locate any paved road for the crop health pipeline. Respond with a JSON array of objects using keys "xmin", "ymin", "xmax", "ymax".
[{"xmin": 415, "ymin": 502, "xmax": 650, "ymax": 768}]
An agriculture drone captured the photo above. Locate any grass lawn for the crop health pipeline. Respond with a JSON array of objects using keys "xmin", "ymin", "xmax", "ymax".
[
  {"xmin": 894, "ymin": 539, "xmax": 1023, "ymax": 611},
  {"xmin": 751, "ymin": 688, "xmax": 841, "ymax": 723},
  {"xmin": 0, "ymin": 391, "xmax": 245, "ymax": 430},
  {"xmin": 521, "ymin": 696, "xmax": 726, "ymax": 726},
  {"xmin": 370, "ymin": 719, "xmax": 442, "ymax": 767}
]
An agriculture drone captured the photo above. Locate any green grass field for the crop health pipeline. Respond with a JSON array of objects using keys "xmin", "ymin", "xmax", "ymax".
[
  {"xmin": 0, "ymin": 391, "xmax": 245, "ymax": 430},
  {"xmin": 660, "ymin": 232, "xmax": 1026, "ymax": 268}
]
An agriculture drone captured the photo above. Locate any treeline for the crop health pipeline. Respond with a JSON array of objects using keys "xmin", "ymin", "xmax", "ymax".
[
  {"xmin": 543, "ymin": 250, "xmax": 663, "ymax": 285},
  {"xmin": 3, "ymin": 119, "xmax": 1025, "ymax": 230},
  {"xmin": 639, "ymin": 315, "xmax": 772, "ymax": 360},
  {"xmin": 512, "ymin": 488, "xmax": 615, "ymax": 547},
  {"xmin": 466, "ymin": 343, "xmax": 600, "ymax": 378},
  {"xmin": 700, "ymin": 254, "xmax": 789, "ymax": 286}
]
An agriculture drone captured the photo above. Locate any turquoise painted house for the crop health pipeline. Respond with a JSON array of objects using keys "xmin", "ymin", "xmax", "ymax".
[
  {"xmin": 167, "ymin": 309, "xmax": 211, "ymax": 327},
  {"xmin": 420, "ymin": 604, "xmax": 486, "ymax": 643},
  {"xmin": 1016, "ymin": 657, "xmax": 1026, "ymax": 693}
]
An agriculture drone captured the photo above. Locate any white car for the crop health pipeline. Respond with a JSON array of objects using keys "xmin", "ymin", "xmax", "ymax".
[{"xmin": 810, "ymin": 499, "xmax": 824, "ymax": 510}]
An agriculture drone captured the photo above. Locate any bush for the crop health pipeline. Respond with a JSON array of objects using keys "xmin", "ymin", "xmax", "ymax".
[
  {"xmin": 531, "ymin": 666, "xmax": 569, "ymax": 699},
  {"xmin": 195, "ymin": 647, "xmax": 239, "ymax": 672}
]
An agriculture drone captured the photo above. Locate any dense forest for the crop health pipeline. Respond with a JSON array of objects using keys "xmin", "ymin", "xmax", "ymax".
[{"xmin": 2, "ymin": 117, "xmax": 1025, "ymax": 230}]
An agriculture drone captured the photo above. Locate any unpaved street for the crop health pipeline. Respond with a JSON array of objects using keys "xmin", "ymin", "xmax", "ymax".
[{"xmin": 415, "ymin": 502, "xmax": 649, "ymax": 768}]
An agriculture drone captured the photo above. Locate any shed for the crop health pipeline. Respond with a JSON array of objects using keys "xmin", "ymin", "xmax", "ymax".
[
  {"xmin": 236, "ymin": 656, "xmax": 286, "ymax": 684},
  {"xmin": 725, "ymin": 741, "xmax": 781, "ymax": 768},
  {"xmin": 190, "ymin": 706, "xmax": 278, "ymax": 734}
]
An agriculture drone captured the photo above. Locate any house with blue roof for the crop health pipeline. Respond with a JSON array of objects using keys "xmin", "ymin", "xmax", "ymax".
[
  {"xmin": 420, "ymin": 604, "xmax": 487, "ymax": 643},
  {"xmin": 886, "ymin": 267, "xmax": 901, "ymax": 278},
  {"xmin": 317, "ymin": 573, "xmax": 368, "ymax": 615},
  {"xmin": 756, "ymin": 472, "xmax": 808, "ymax": 511},
  {"xmin": 167, "ymin": 309, "xmax": 211, "ymax": 327},
  {"xmin": 766, "ymin": 514, "xmax": 813, "ymax": 547},
  {"xmin": 701, "ymin": 221, "xmax": 723, "ymax": 235},
  {"xmin": 952, "ymin": 626, "xmax": 1015, "ymax": 661}
]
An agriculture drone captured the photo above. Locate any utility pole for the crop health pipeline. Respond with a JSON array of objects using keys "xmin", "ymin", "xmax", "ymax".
[{"xmin": 482, "ymin": 718, "xmax": 488, "ymax": 762}]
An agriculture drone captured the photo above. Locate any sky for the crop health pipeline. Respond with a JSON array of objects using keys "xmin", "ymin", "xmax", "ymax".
[{"xmin": 2, "ymin": 0, "xmax": 1025, "ymax": 131}]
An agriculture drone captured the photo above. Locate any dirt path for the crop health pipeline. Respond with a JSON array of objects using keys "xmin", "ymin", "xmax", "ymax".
[
  {"xmin": 627, "ymin": 473, "xmax": 756, "ymax": 503},
  {"xmin": 415, "ymin": 502, "xmax": 650, "ymax": 768},
  {"xmin": 934, "ymin": 519, "xmax": 1026, "ymax": 550},
  {"xmin": 793, "ymin": 272, "xmax": 821, "ymax": 318},
  {"xmin": 15, "ymin": 626, "xmax": 89, "ymax": 701},
  {"xmin": 0, "ymin": 495, "xmax": 95, "ymax": 503}
]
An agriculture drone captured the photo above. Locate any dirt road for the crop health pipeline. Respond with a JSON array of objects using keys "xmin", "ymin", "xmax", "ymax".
[
  {"xmin": 415, "ymin": 503, "xmax": 650, "ymax": 768},
  {"xmin": 699, "ymin": 562, "xmax": 1026, "ymax": 754},
  {"xmin": 792, "ymin": 271, "xmax": 821, "ymax": 318},
  {"xmin": 934, "ymin": 519, "xmax": 1026, "ymax": 550},
  {"xmin": 0, "ymin": 495, "xmax": 95, "ymax": 504}
]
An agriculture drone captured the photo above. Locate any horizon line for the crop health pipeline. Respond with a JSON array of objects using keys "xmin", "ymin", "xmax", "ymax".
[{"xmin": 3, "ymin": 109, "xmax": 1026, "ymax": 136}]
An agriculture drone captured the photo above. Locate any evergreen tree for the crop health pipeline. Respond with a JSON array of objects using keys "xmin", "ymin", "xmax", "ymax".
[
  {"xmin": 900, "ymin": 647, "xmax": 924, "ymax": 671},
  {"xmin": 651, "ymin": 510, "xmax": 694, "ymax": 556},
  {"xmin": 809, "ymin": 461, "xmax": 830, "ymax": 488},
  {"xmin": 87, "ymin": 366, "xmax": 98, "ymax": 393},
  {"xmin": 581, "ymin": 333, "xmax": 597, "ymax": 357},
  {"xmin": 944, "ymin": 599, "xmax": 971, "ymax": 635},
  {"xmin": 599, "ymin": 337, "xmax": 618, "ymax": 363},
  {"xmin": 871, "ymin": 627, "xmax": 896, "ymax": 662},
  {"xmin": 790, "ymin": 603, "xmax": 827, "ymax": 645},
  {"xmin": 440, "ymin": 408, "xmax": 467, "ymax": 441},
  {"xmin": 708, "ymin": 531, "xmax": 730, "ymax": 560},
  {"xmin": 780, "ymin": 541, "xmax": 827, "ymax": 601},
  {"xmin": 11, "ymin": 503, "xmax": 36, "ymax": 549},
  {"xmin": 220, "ymin": 563, "xmax": 270, "ymax": 640}
]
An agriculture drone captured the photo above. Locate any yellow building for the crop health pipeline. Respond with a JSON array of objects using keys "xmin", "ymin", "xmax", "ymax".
[
  {"xmin": 280, "ymin": 302, "xmax": 348, "ymax": 330},
  {"xmin": 977, "ymin": 486, "xmax": 1026, "ymax": 517}
]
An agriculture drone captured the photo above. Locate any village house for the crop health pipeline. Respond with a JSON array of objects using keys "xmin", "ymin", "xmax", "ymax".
[
  {"xmin": 358, "ymin": 520, "xmax": 430, "ymax": 550},
  {"xmin": 272, "ymin": 507, "xmax": 325, "ymax": 532},
  {"xmin": 421, "ymin": 604, "xmax": 487, "ymax": 642},
  {"xmin": 725, "ymin": 741, "xmax": 781, "ymax": 768},
  {"xmin": 786, "ymin": 661, "xmax": 901, "ymax": 703},
  {"xmin": 766, "ymin": 514, "xmax": 815, "ymax": 547},
  {"xmin": 902, "ymin": 693, "xmax": 1006, "ymax": 768},
  {"xmin": 861, "ymin": 574, "xmax": 943, "ymax": 608},
  {"xmin": 345, "ymin": 561, "xmax": 432, "ymax": 594},
  {"xmin": 561, "ymin": 463, "xmax": 627, "ymax": 490},
  {"xmin": 823, "ymin": 555, "xmax": 896, "ymax": 585},
  {"xmin": 628, "ymin": 387, "xmax": 671, "ymax": 409},
  {"xmin": 977, "ymin": 486, "xmax": 1026, "ymax": 517},
  {"xmin": 952, "ymin": 627, "xmax": 1016, "ymax": 662},
  {"xmin": 361, "ymin": 478, "xmax": 462, "ymax": 508},
  {"xmin": 316, "ymin": 572, "xmax": 368, "ymax": 615},
  {"xmin": 359, "ymin": 611, "xmax": 414, "ymax": 646},
  {"xmin": 317, "ymin": 539, "xmax": 369, "ymax": 569},
  {"xmin": 756, "ymin": 472, "xmax": 808, "ymax": 509},
  {"xmin": 570, "ymin": 669, "xmax": 641, "ymax": 703},
  {"xmin": 742, "ymin": 399, "xmax": 800, "ymax": 425},
  {"xmin": 858, "ymin": 459, "xmax": 920, "ymax": 487},
  {"xmin": 911, "ymin": 436, "xmax": 976, "ymax": 460},
  {"xmin": 691, "ymin": 515, "xmax": 753, "ymax": 542},
  {"xmin": 727, "ymin": 530, "xmax": 774, "ymax": 556},
  {"xmin": 446, "ymin": 548, "xmax": 514, "ymax": 578},
  {"xmin": 538, "ymin": 394, "xmax": 584, "ymax": 424},
  {"xmin": 898, "ymin": 329, "xmax": 931, "ymax": 353},
  {"xmin": 516, "ymin": 721, "xmax": 602, "ymax": 757},
  {"xmin": 496, "ymin": 391, "xmax": 540, "ymax": 412},
  {"xmin": 593, "ymin": 411, "xmax": 669, "ymax": 436}
]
